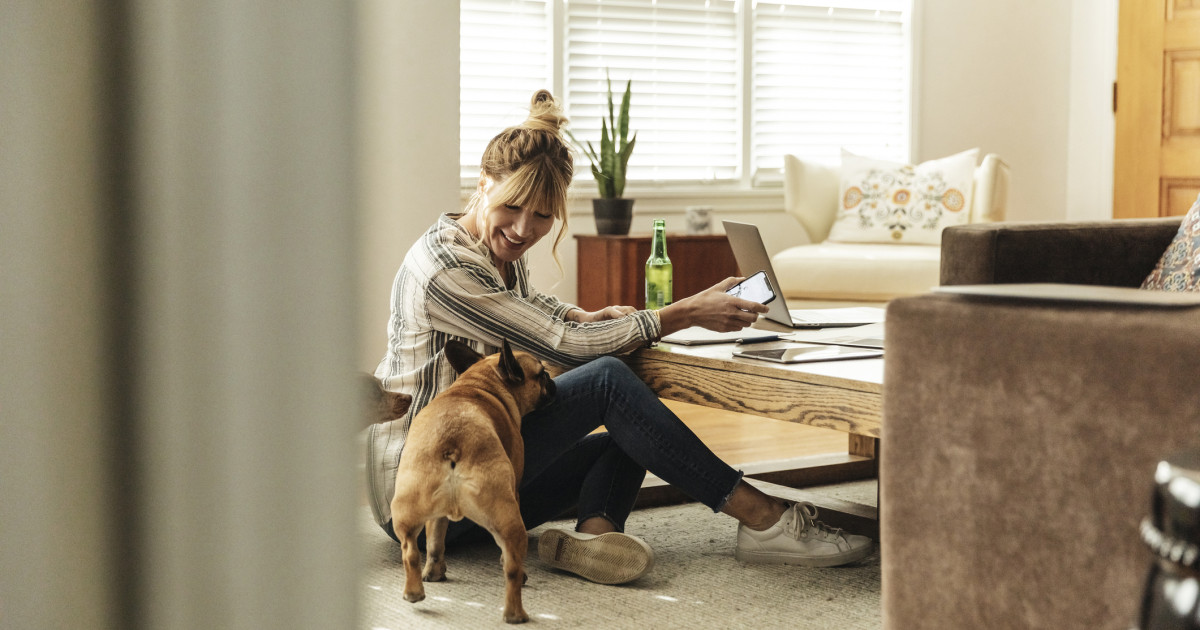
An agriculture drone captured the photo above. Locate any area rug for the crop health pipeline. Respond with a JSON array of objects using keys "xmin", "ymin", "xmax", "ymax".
[{"xmin": 359, "ymin": 480, "xmax": 880, "ymax": 629}]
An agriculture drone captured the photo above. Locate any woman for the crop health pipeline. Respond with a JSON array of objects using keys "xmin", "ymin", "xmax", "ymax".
[{"xmin": 367, "ymin": 90, "xmax": 871, "ymax": 584}]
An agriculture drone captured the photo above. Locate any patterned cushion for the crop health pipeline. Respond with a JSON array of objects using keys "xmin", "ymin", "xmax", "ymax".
[
  {"xmin": 828, "ymin": 148, "xmax": 979, "ymax": 245},
  {"xmin": 1142, "ymin": 194, "xmax": 1200, "ymax": 291}
]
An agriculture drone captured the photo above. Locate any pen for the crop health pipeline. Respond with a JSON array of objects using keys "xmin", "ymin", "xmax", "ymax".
[{"xmin": 735, "ymin": 335, "xmax": 782, "ymax": 345}]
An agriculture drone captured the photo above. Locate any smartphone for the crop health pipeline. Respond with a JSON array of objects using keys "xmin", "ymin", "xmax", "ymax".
[
  {"xmin": 725, "ymin": 270, "xmax": 776, "ymax": 305},
  {"xmin": 733, "ymin": 344, "xmax": 883, "ymax": 364}
]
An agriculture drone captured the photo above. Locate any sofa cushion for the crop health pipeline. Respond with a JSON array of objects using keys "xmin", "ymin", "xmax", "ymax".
[
  {"xmin": 772, "ymin": 242, "xmax": 940, "ymax": 300},
  {"xmin": 1141, "ymin": 194, "xmax": 1200, "ymax": 291},
  {"xmin": 781, "ymin": 154, "xmax": 840, "ymax": 243},
  {"xmin": 828, "ymin": 148, "xmax": 979, "ymax": 246}
]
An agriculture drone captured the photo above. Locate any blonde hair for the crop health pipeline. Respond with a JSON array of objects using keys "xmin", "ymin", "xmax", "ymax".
[{"xmin": 468, "ymin": 90, "xmax": 574, "ymax": 272}]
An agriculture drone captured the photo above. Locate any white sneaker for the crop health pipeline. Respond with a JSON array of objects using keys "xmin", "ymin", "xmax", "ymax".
[
  {"xmin": 537, "ymin": 529, "xmax": 655, "ymax": 585},
  {"xmin": 735, "ymin": 501, "xmax": 873, "ymax": 567}
]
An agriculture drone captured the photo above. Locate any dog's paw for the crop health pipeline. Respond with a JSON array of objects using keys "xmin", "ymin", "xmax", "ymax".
[
  {"xmin": 402, "ymin": 589, "xmax": 425, "ymax": 604},
  {"xmin": 503, "ymin": 608, "xmax": 529, "ymax": 624},
  {"xmin": 422, "ymin": 562, "xmax": 447, "ymax": 582}
]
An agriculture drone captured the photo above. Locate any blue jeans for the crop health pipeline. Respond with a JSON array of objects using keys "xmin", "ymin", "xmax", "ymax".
[{"xmin": 385, "ymin": 356, "xmax": 744, "ymax": 546}]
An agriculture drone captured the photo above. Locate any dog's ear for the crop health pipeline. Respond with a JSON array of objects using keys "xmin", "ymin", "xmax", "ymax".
[
  {"xmin": 497, "ymin": 339, "xmax": 525, "ymax": 386},
  {"xmin": 444, "ymin": 340, "xmax": 485, "ymax": 375}
]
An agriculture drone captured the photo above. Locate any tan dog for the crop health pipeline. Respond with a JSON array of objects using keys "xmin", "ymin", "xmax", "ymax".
[{"xmin": 390, "ymin": 339, "xmax": 555, "ymax": 624}]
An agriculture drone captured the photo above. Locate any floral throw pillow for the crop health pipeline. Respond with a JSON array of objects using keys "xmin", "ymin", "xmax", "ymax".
[
  {"xmin": 1142, "ymin": 194, "xmax": 1200, "ymax": 292},
  {"xmin": 828, "ymin": 148, "xmax": 979, "ymax": 245}
]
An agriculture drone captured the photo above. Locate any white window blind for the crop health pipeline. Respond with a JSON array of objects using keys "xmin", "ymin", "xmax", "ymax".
[
  {"xmin": 460, "ymin": 0, "xmax": 553, "ymax": 179},
  {"xmin": 565, "ymin": 0, "xmax": 740, "ymax": 183},
  {"xmin": 752, "ymin": 0, "xmax": 910, "ymax": 177},
  {"xmin": 459, "ymin": 0, "xmax": 912, "ymax": 186}
]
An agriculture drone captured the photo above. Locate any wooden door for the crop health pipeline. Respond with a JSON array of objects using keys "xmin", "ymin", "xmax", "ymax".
[{"xmin": 1115, "ymin": 0, "xmax": 1200, "ymax": 218}]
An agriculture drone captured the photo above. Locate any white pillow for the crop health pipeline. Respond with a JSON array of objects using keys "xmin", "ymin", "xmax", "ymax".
[{"xmin": 828, "ymin": 148, "xmax": 979, "ymax": 245}]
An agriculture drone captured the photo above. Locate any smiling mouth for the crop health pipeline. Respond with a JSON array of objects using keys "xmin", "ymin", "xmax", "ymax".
[{"xmin": 502, "ymin": 232, "xmax": 525, "ymax": 247}]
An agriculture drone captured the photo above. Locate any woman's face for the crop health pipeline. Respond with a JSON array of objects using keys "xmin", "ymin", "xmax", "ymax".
[{"xmin": 478, "ymin": 181, "xmax": 556, "ymax": 264}]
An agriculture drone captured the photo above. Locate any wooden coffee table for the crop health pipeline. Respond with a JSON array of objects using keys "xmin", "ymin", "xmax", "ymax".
[{"xmin": 621, "ymin": 335, "xmax": 883, "ymax": 537}]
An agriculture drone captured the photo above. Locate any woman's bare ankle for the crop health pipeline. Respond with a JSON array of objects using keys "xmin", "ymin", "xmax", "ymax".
[
  {"xmin": 722, "ymin": 482, "xmax": 789, "ymax": 530},
  {"xmin": 577, "ymin": 516, "xmax": 618, "ymax": 535}
]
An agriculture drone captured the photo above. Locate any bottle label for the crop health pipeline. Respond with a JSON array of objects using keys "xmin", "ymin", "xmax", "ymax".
[{"xmin": 645, "ymin": 269, "xmax": 672, "ymax": 310}]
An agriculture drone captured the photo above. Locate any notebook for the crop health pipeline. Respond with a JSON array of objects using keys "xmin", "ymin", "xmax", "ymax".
[
  {"xmin": 722, "ymin": 221, "xmax": 887, "ymax": 329},
  {"xmin": 789, "ymin": 323, "xmax": 886, "ymax": 350}
]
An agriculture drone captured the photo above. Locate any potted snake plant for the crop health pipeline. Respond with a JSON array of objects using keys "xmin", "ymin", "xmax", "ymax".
[{"xmin": 566, "ymin": 73, "xmax": 637, "ymax": 235}]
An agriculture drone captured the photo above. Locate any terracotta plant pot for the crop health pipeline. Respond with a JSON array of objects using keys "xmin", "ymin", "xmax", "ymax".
[{"xmin": 592, "ymin": 198, "xmax": 635, "ymax": 235}]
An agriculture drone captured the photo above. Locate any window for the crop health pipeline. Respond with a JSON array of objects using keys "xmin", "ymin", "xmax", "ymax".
[
  {"xmin": 460, "ymin": 0, "xmax": 912, "ymax": 188},
  {"xmin": 566, "ymin": 1, "xmax": 741, "ymax": 183},
  {"xmin": 460, "ymin": 0, "xmax": 554, "ymax": 178},
  {"xmin": 752, "ymin": 2, "xmax": 911, "ymax": 174}
]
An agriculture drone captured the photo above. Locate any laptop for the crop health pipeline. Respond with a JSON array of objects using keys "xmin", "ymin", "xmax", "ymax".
[{"xmin": 722, "ymin": 221, "xmax": 886, "ymax": 329}]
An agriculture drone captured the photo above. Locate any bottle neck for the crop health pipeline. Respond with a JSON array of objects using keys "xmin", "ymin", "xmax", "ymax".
[{"xmin": 650, "ymin": 226, "xmax": 668, "ymax": 259}]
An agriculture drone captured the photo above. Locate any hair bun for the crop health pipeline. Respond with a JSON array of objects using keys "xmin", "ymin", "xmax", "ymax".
[{"xmin": 525, "ymin": 89, "xmax": 567, "ymax": 134}]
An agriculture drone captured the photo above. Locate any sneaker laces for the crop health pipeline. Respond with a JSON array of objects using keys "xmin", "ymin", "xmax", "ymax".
[{"xmin": 784, "ymin": 501, "xmax": 847, "ymax": 544}]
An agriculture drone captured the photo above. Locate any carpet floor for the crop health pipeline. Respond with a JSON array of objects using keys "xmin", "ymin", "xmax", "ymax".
[{"xmin": 359, "ymin": 479, "xmax": 880, "ymax": 629}]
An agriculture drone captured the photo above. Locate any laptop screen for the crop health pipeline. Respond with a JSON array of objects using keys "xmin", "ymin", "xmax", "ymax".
[{"xmin": 722, "ymin": 221, "xmax": 795, "ymax": 328}]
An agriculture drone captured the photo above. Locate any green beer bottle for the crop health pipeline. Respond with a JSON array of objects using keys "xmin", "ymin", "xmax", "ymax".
[{"xmin": 645, "ymin": 219, "xmax": 673, "ymax": 310}]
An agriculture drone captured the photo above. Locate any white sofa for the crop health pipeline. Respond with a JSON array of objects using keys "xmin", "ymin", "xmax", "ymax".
[{"xmin": 772, "ymin": 153, "xmax": 1010, "ymax": 301}]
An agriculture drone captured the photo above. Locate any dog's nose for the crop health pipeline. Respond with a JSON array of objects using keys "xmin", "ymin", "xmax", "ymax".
[{"xmin": 541, "ymin": 379, "xmax": 556, "ymax": 405}]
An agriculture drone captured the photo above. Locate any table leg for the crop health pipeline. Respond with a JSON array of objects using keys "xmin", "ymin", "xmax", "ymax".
[{"xmin": 848, "ymin": 434, "xmax": 877, "ymax": 458}]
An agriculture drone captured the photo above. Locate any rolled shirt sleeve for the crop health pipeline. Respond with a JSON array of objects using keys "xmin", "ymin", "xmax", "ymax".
[
  {"xmin": 528, "ymin": 283, "xmax": 580, "ymax": 321},
  {"xmin": 425, "ymin": 264, "xmax": 659, "ymax": 368}
]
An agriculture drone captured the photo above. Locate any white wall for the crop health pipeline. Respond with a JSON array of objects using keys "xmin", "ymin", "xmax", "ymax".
[
  {"xmin": 356, "ymin": 0, "xmax": 1120, "ymax": 367},
  {"xmin": 915, "ymin": 0, "xmax": 1116, "ymax": 223},
  {"xmin": 1065, "ymin": 0, "xmax": 1119, "ymax": 221},
  {"xmin": 917, "ymin": 0, "xmax": 1070, "ymax": 222},
  {"xmin": 358, "ymin": 0, "xmax": 461, "ymax": 370}
]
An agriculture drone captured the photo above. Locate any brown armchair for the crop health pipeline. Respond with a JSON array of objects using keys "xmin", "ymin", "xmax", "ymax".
[{"xmin": 880, "ymin": 218, "xmax": 1200, "ymax": 629}]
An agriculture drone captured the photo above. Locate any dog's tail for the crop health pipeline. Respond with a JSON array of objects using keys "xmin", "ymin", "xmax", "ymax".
[{"xmin": 442, "ymin": 447, "xmax": 464, "ymax": 521}]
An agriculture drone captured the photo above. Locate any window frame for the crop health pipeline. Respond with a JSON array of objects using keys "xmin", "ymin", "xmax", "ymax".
[{"xmin": 460, "ymin": 0, "xmax": 919, "ymax": 202}]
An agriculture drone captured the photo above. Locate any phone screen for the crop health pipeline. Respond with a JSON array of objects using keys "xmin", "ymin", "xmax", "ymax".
[{"xmin": 726, "ymin": 271, "xmax": 775, "ymax": 304}]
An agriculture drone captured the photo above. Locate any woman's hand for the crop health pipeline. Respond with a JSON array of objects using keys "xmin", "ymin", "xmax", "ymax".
[
  {"xmin": 656, "ymin": 277, "xmax": 769, "ymax": 336},
  {"xmin": 569, "ymin": 305, "xmax": 637, "ymax": 323}
]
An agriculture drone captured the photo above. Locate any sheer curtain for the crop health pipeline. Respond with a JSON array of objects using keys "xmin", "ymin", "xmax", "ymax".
[{"xmin": 3, "ymin": 2, "xmax": 362, "ymax": 628}]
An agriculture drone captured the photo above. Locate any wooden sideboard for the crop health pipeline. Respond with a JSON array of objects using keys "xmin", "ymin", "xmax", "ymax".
[{"xmin": 573, "ymin": 233, "xmax": 739, "ymax": 311}]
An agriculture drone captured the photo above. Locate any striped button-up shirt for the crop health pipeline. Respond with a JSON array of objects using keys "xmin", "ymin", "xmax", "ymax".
[{"xmin": 365, "ymin": 213, "xmax": 661, "ymax": 527}]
